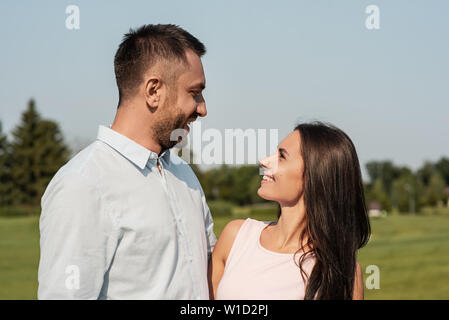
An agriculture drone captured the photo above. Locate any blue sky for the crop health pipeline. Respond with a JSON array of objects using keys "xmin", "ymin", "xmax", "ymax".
[{"xmin": 1, "ymin": 0, "xmax": 448, "ymax": 179}]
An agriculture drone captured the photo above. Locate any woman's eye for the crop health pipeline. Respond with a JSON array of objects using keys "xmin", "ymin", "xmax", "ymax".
[{"xmin": 279, "ymin": 152, "xmax": 285, "ymax": 159}]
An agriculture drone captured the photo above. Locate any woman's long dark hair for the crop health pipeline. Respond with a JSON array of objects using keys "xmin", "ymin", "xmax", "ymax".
[{"xmin": 291, "ymin": 122, "xmax": 371, "ymax": 299}]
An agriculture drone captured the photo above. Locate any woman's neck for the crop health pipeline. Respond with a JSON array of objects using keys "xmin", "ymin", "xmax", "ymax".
[{"xmin": 273, "ymin": 198, "xmax": 310, "ymax": 252}]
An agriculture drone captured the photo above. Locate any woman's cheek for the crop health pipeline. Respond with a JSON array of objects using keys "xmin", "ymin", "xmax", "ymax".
[{"xmin": 281, "ymin": 171, "xmax": 303, "ymax": 203}]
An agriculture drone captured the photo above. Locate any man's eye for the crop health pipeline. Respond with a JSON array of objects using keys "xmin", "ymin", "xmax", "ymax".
[{"xmin": 279, "ymin": 152, "xmax": 285, "ymax": 159}]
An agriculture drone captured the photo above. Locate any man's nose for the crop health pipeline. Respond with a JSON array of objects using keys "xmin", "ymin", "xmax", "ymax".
[{"xmin": 196, "ymin": 96, "xmax": 207, "ymax": 117}]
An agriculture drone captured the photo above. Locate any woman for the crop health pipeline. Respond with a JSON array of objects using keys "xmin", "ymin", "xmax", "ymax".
[{"xmin": 209, "ymin": 122, "xmax": 371, "ymax": 300}]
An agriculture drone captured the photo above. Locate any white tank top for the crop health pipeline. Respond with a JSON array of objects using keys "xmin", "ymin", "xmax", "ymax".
[{"xmin": 216, "ymin": 218, "xmax": 315, "ymax": 300}]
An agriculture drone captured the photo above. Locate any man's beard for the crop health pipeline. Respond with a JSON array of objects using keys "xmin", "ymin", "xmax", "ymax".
[{"xmin": 153, "ymin": 109, "xmax": 187, "ymax": 151}]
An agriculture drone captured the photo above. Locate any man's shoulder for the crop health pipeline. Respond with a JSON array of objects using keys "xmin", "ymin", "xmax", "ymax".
[
  {"xmin": 44, "ymin": 141, "xmax": 109, "ymax": 196},
  {"xmin": 168, "ymin": 151, "xmax": 200, "ymax": 182},
  {"xmin": 55, "ymin": 141, "xmax": 105, "ymax": 179},
  {"xmin": 168, "ymin": 150, "xmax": 190, "ymax": 167}
]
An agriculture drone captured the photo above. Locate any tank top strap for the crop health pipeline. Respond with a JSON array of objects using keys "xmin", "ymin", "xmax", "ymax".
[{"xmin": 224, "ymin": 218, "xmax": 271, "ymax": 272}]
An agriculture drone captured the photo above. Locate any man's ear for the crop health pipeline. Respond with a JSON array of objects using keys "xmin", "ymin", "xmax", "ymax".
[{"xmin": 144, "ymin": 76, "xmax": 163, "ymax": 109}]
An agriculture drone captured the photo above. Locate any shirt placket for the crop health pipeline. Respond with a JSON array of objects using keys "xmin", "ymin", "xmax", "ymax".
[{"xmin": 154, "ymin": 157, "xmax": 199, "ymax": 299}]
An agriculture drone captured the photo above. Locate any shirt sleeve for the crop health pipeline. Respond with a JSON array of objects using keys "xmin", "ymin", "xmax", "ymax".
[
  {"xmin": 38, "ymin": 173, "xmax": 120, "ymax": 299},
  {"xmin": 201, "ymin": 194, "xmax": 217, "ymax": 259}
]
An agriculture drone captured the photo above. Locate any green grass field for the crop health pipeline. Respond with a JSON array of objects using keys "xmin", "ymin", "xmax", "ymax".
[
  {"xmin": 1, "ymin": 213, "xmax": 448, "ymax": 299},
  {"xmin": 0, "ymin": 216, "xmax": 40, "ymax": 299}
]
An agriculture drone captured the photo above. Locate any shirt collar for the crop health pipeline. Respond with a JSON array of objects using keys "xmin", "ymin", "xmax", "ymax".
[{"xmin": 96, "ymin": 125, "xmax": 171, "ymax": 170}]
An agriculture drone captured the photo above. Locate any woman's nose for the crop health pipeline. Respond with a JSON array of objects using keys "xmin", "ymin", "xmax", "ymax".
[
  {"xmin": 260, "ymin": 152, "xmax": 278, "ymax": 172},
  {"xmin": 259, "ymin": 156, "xmax": 269, "ymax": 169},
  {"xmin": 260, "ymin": 153, "xmax": 276, "ymax": 167}
]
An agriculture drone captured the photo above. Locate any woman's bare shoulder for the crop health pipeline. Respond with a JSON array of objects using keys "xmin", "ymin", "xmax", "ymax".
[
  {"xmin": 213, "ymin": 219, "xmax": 246, "ymax": 262},
  {"xmin": 219, "ymin": 219, "xmax": 246, "ymax": 243}
]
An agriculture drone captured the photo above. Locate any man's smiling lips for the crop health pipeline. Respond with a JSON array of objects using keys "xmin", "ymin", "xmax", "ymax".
[{"xmin": 184, "ymin": 117, "xmax": 198, "ymax": 131}]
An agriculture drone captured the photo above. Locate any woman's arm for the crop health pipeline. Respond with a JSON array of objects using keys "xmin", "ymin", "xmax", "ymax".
[
  {"xmin": 352, "ymin": 261, "xmax": 364, "ymax": 300},
  {"xmin": 208, "ymin": 219, "xmax": 245, "ymax": 299}
]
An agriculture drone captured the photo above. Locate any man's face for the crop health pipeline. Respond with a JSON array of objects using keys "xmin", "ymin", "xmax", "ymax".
[{"xmin": 154, "ymin": 49, "xmax": 207, "ymax": 151}]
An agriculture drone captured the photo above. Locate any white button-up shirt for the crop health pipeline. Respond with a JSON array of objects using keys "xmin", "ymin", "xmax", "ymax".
[{"xmin": 38, "ymin": 125, "xmax": 217, "ymax": 299}]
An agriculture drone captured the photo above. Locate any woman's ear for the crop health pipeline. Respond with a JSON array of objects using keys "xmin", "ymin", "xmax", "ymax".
[{"xmin": 144, "ymin": 76, "xmax": 163, "ymax": 109}]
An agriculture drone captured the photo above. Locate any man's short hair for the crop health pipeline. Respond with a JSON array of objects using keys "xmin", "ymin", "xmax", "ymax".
[{"xmin": 114, "ymin": 24, "xmax": 206, "ymax": 104}]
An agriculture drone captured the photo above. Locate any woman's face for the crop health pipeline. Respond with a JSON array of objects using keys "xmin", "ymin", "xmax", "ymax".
[{"xmin": 257, "ymin": 130, "xmax": 305, "ymax": 206}]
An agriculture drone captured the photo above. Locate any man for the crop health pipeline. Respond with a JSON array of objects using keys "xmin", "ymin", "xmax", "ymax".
[{"xmin": 38, "ymin": 24, "xmax": 216, "ymax": 299}]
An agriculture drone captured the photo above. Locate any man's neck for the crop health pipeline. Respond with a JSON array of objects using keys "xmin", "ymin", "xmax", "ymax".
[{"xmin": 111, "ymin": 104, "xmax": 162, "ymax": 154}]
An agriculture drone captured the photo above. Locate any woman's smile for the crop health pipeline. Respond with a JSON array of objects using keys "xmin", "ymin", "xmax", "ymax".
[{"xmin": 261, "ymin": 174, "xmax": 275, "ymax": 184}]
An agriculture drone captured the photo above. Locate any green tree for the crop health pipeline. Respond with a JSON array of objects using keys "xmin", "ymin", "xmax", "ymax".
[
  {"xmin": 249, "ymin": 173, "xmax": 266, "ymax": 204},
  {"xmin": 416, "ymin": 159, "xmax": 448, "ymax": 207},
  {"xmin": 366, "ymin": 177, "xmax": 391, "ymax": 211},
  {"xmin": 391, "ymin": 171, "xmax": 421, "ymax": 213},
  {"xmin": 213, "ymin": 165, "xmax": 235, "ymax": 202},
  {"xmin": 422, "ymin": 172, "xmax": 446, "ymax": 206},
  {"xmin": 196, "ymin": 164, "xmax": 233, "ymax": 201},
  {"xmin": 230, "ymin": 165, "xmax": 259, "ymax": 205},
  {"xmin": 417, "ymin": 161, "xmax": 435, "ymax": 185},
  {"xmin": 366, "ymin": 160, "xmax": 403, "ymax": 195},
  {"xmin": 10, "ymin": 99, "xmax": 70, "ymax": 205},
  {"xmin": 197, "ymin": 164, "xmax": 264, "ymax": 205},
  {"xmin": 0, "ymin": 120, "xmax": 13, "ymax": 205},
  {"xmin": 435, "ymin": 157, "xmax": 449, "ymax": 186}
]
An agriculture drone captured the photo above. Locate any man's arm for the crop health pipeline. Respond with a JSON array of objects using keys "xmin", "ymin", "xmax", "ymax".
[
  {"xmin": 200, "ymin": 193, "xmax": 217, "ymax": 300},
  {"xmin": 38, "ymin": 174, "xmax": 119, "ymax": 299},
  {"xmin": 203, "ymin": 199, "xmax": 217, "ymax": 260}
]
